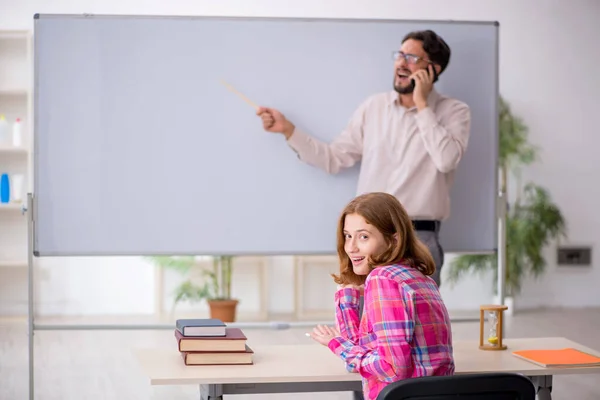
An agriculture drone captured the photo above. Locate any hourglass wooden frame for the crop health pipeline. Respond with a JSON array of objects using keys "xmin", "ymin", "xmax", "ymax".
[{"xmin": 479, "ymin": 304, "xmax": 508, "ymax": 350}]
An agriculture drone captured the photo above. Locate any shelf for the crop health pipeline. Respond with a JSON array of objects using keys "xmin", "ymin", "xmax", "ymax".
[
  {"xmin": 0, "ymin": 146, "xmax": 28, "ymax": 154},
  {"xmin": 0, "ymin": 259, "xmax": 27, "ymax": 268},
  {"xmin": 0, "ymin": 203, "xmax": 24, "ymax": 212},
  {"xmin": 0, "ymin": 31, "xmax": 29, "ymax": 40},
  {"xmin": 0, "ymin": 89, "xmax": 28, "ymax": 97},
  {"xmin": 0, "ymin": 29, "xmax": 31, "ymax": 316}
]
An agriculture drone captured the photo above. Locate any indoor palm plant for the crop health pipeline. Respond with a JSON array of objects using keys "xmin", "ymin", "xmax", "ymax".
[
  {"xmin": 446, "ymin": 97, "xmax": 567, "ymax": 301},
  {"xmin": 147, "ymin": 255, "xmax": 239, "ymax": 322}
]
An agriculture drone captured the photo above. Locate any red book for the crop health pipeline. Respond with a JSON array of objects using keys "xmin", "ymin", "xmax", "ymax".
[{"xmin": 174, "ymin": 327, "xmax": 247, "ymax": 352}]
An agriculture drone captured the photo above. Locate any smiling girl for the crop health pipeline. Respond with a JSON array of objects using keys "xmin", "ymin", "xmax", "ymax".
[{"xmin": 309, "ymin": 192, "xmax": 454, "ymax": 400}]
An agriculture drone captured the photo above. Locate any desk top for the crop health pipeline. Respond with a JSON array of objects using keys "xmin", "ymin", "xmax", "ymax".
[{"xmin": 135, "ymin": 337, "xmax": 600, "ymax": 385}]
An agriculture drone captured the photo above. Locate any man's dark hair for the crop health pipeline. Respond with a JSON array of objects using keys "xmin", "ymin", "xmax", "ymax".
[{"xmin": 402, "ymin": 30, "xmax": 451, "ymax": 75}]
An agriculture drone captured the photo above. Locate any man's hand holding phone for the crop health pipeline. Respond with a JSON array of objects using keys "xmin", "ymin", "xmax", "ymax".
[{"xmin": 411, "ymin": 63, "xmax": 435, "ymax": 110}]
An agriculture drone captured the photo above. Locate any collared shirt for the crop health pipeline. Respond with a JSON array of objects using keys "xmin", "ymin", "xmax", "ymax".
[
  {"xmin": 286, "ymin": 90, "xmax": 471, "ymax": 220},
  {"xmin": 327, "ymin": 264, "xmax": 455, "ymax": 400}
]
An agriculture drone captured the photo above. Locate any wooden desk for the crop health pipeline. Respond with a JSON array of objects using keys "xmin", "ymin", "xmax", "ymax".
[{"xmin": 135, "ymin": 337, "xmax": 600, "ymax": 400}]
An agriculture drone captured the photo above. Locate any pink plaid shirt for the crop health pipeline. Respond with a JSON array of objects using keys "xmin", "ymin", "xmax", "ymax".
[{"xmin": 327, "ymin": 263, "xmax": 454, "ymax": 400}]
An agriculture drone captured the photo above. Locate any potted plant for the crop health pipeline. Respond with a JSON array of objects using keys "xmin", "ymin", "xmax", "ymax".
[
  {"xmin": 206, "ymin": 255, "xmax": 239, "ymax": 323},
  {"xmin": 147, "ymin": 255, "xmax": 239, "ymax": 322},
  {"xmin": 446, "ymin": 97, "xmax": 567, "ymax": 307}
]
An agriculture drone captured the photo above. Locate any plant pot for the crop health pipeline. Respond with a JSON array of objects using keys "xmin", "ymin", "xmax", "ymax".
[{"xmin": 207, "ymin": 299, "xmax": 239, "ymax": 322}]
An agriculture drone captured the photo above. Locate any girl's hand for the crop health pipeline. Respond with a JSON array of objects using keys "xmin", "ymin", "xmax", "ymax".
[{"xmin": 307, "ymin": 324, "xmax": 341, "ymax": 346}]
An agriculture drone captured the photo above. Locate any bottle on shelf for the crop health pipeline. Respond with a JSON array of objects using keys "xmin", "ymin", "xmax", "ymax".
[
  {"xmin": 11, "ymin": 174, "xmax": 23, "ymax": 203},
  {"xmin": 0, "ymin": 115, "xmax": 8, "ymax": 145},
  {"xmin": 0, "ymin": 173, "xmax": 9, "ymax": 204},
  {"xmin": 12, "ymin": 118, "xmax": 22, "ymax": 147}
]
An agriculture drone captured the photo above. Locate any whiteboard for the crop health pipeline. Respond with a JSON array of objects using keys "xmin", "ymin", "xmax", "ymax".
[{"xmin": 33, "ymin": 14, "xmax": 499, "ymax": 256}]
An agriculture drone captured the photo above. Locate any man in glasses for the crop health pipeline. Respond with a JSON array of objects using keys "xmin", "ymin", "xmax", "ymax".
[{"xmin": 256, "ymin": 30, "xmax": 471, "ymax": 287}]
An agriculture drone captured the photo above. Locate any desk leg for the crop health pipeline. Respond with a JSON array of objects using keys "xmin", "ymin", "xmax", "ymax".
[
  {"xmin": 200, "ymin": 384, "xmax": 223, "ymax": 400},
  {"xmin": 529, "ymin": 375, "xmax": 552, "ymax": 400}
]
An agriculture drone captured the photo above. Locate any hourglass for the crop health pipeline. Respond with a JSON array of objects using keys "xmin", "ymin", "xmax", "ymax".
[{"xmin": 479, "ymin": 304, "xmax": 508, "ymax": 350}]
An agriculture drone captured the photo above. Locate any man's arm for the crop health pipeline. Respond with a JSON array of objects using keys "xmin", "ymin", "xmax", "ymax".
[
  {"xmin": 415, "ymin": 99, "xmax": 471, "ymax": 173},
  {"xmin": 257, "ymin": 100, "xmax": 368, "ymax": 175},
  {"xmin": 327, "ymin": 274, "xmax": 415, "ymax": 382}
]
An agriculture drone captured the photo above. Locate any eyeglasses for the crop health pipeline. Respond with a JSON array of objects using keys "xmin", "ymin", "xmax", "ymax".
[{"xmin": 392, "ymin": 51, "xmax": 432, "ymax": 65}]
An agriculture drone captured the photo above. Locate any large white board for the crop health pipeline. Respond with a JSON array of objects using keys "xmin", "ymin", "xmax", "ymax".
[{"xmin": 33, "ymin": 14, "xmax": 498, "ymax": 256}]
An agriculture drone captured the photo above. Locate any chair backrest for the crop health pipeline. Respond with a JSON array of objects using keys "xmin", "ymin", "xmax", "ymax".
[{"xmin": 376, "ymin": 373, "xmax": 536, "ymax": 400}]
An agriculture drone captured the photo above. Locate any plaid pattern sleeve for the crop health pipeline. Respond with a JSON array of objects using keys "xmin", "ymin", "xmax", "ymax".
[
  {"xmin": 334, "ymin": 287, "xmax": 361, "ymax": 343},
  {"xmin": 328, "ymin": 273, "xmax": 414, "ymax": 381}
]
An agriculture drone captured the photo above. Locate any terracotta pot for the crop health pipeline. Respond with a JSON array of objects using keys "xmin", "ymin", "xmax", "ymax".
[{"xmin": 207, "ymin": 299, "xmax": 239, "ymax": 322}]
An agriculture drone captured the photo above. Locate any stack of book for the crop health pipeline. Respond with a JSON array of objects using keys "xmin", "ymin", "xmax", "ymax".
[{"xmin": 174, "ymin": 318, "xmax": 254, "ymax": 366}]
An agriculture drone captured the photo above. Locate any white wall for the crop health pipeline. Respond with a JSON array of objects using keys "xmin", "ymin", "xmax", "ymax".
[{"xmin": 1, "ymin": 0, "xmax": 599, "ymax": 317}]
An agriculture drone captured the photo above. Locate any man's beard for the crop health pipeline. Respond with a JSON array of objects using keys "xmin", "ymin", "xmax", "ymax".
[{"xmin": 394, "ymin": 78, "xmax": 415, "ymax": 95}]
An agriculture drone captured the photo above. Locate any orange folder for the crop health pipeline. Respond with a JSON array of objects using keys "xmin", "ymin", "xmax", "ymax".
[{"xmin": 512, "ymin": 348, "xmax": 600, "ymax": 368}]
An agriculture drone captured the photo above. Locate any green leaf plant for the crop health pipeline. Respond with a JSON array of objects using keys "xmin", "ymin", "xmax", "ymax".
[
  {"xmin": 145, "ymin": 255, "xmax": 235, "ymax": 312},
  {"xmin": 446, "ymin": 97, "xmax": 567, "ymax": 296}
]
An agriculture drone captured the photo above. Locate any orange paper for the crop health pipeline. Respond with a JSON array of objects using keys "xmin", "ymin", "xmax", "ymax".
[{"xmin": 512, "ymin": 348, "xmax": 600, "ymax": 368}]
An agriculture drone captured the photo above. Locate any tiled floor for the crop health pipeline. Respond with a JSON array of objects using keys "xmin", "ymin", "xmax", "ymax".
[{"xmin": 1, "ymin": 308, "xmax": 599, "ymax": 399}]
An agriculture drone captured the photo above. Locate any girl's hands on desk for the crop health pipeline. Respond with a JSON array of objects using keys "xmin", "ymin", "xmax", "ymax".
[
  {"xmin": 308, "ymin": 284, "xmax": 361, "ymax": 345},
  {"xmin": 308, "ymin": 324, "xmax": 341, "ymax": 346}
]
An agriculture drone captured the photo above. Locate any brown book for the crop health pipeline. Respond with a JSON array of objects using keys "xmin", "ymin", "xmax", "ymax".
[
  {"xmin": 174, "ymin": 328, "xmax": 247, "ymax": 352},
  {"xmin": 181, "ymin": 344, "xmax": 254, "ymax": 365}
]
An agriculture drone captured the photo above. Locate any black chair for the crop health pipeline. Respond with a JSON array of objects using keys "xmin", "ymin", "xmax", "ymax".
[{"xmin": 376, "ymin": 372, "xmax": 536, "ymax": 400}]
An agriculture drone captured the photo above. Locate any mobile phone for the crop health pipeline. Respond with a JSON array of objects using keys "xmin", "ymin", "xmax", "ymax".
[
  {"xmin": 430, "ymin": 64, "xmax": 438, "ymax": 82},
  {"xmin": 411, "ymin": 64, "xmax": 438, "ymax": 86}
]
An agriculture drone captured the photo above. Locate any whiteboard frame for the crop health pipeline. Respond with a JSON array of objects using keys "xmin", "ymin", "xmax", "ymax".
[{"xmin": 31, "ymin": 14, "xmax": 500, "ymax": 257}]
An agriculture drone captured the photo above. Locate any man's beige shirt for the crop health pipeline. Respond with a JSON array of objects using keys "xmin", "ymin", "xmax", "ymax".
[{"xmin": 286, "ymin": 89, "xmax": 471, "ymax": 221}]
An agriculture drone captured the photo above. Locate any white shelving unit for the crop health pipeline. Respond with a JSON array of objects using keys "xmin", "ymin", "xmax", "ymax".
[{"xmin": 0, "ymin": 30, "xmax": 32, "ymax": 315}]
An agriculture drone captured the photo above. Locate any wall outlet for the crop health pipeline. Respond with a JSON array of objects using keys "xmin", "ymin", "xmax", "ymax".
[{"xmin": 557, "ymin": 247, "xmax": 592, "ymax": 266}]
